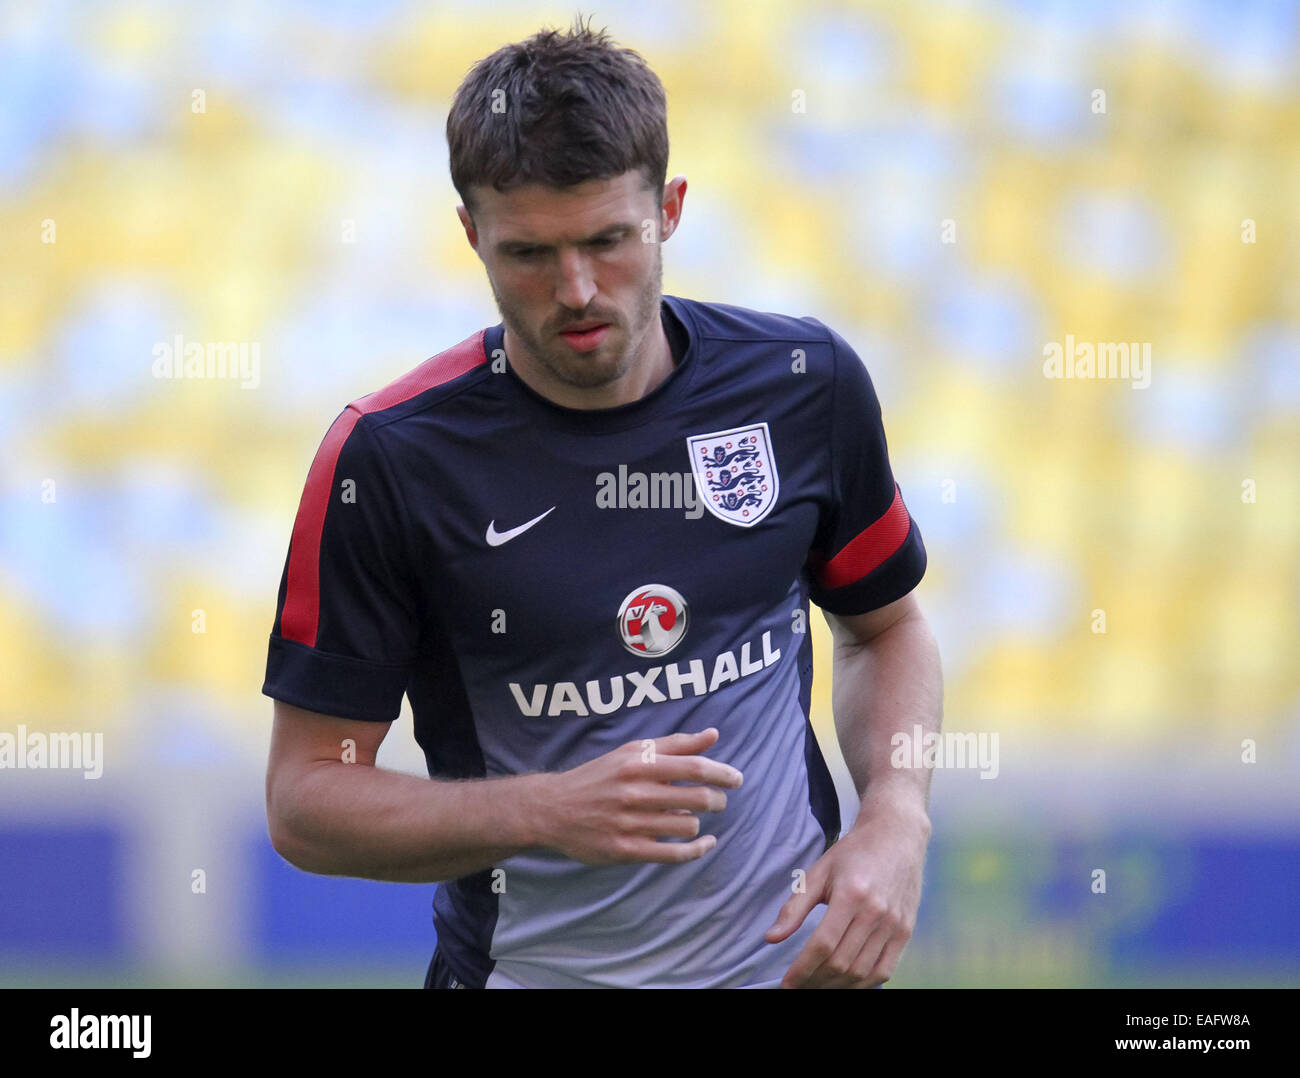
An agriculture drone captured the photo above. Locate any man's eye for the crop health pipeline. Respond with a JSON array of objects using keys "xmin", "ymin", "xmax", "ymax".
[{"xmin": 512, "ymin": 238, "xmax": 616, "ymax": 259}]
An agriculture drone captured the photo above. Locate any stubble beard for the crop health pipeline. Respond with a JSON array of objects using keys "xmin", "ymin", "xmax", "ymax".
[{"xmin": 492, "ymin": 245, "xmax": 663, "ymax": 391}]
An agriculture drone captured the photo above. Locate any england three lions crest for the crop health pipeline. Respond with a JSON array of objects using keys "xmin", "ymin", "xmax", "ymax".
[{"xmin": 686, "ymin": 422, "xmax": 779, "ymax": 527}]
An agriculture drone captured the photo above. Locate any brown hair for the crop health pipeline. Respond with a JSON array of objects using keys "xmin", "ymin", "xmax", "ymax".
[{"xmin": 446, "ymin": 14, "xmax": 669, "ymax": 220}]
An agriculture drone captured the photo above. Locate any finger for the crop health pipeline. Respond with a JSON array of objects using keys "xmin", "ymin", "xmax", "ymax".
[
  {"xmin": 654, "ymin": 727, "xmax": 720, "ymax": 754},
  {"xmin": 802, "ymin": 910, "xmax": 879, "ymax": 989},
  {"xmin": 859, "ymin": 934, "xmax": 907, "ymax": 988},
  {"xmin": 617, "ymin": 810, "xmax": 704, "ymax": 840},
  {"xmin": 635, "ymin": 753, "xmax": 743, "ymax": 789},
  {"xmin": 629, "ymin": 728, "xmax": 718, "ymax": 757},
  {"xmin": 765, "ymin": 865, "xmax": 826, "ymax": 944},
  {"xmin": 627, "ymin": 782, "xmax": 728, "ymax": 814},
  {"xmin": 818, "ymin": 920, "xmax": 891, "ymax": 989},
  {"xmin": 779, "ymin": 899, "xmax": 853, "ymax": 989},
  {"xmin": 612, "ymin": 833, "xmax": 717, "ymax": 864}
]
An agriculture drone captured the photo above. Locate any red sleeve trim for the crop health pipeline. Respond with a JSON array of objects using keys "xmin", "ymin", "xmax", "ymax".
[
  {"xmin": 813, "ymin": 483, "xmax": 911, "ymax": 591},
  {"xmin": 279, "ymin": 330, "xmax": 486, "ymax": 646},
  {"xmin": 279, "ymin": 408, "xmax": 360, "ymax": 646}
]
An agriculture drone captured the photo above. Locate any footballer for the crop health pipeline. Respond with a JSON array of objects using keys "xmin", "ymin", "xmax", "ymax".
[{"xmin": 263, "ymin": 16, "xmax": 942, "ymax": 989}]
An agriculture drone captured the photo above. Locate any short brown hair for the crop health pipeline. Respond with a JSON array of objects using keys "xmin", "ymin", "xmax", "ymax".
[{"xmin": 446, "ymin": 14, "xmax": 669, "ymax": 220}]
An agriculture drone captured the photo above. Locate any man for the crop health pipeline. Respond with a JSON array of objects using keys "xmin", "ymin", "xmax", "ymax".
[{"xmin": 262, "ymin": 17, "xmax": 941, "ymax": 989}]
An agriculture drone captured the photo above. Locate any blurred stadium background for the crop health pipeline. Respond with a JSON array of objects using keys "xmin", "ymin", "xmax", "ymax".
[{"xmin": 2, "ymin": 0, "xmax": 1297, "ymax": 987}]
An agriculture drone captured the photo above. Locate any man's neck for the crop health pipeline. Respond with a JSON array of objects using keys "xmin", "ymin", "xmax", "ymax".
[{"xmin": 505, "ymin": 316, "xmax": 675, "ymax": 411}]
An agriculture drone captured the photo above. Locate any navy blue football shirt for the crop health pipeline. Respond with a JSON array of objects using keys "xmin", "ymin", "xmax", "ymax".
[{"xmin": 263, "ymin": 294, "xmax": 927, "ymax": 988}]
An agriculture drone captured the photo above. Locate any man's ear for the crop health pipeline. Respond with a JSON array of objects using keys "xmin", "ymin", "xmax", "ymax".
[
  {"xmin": 660, "ymin": 175, "xmax": 687, "ymax": 242},
  {"xmin": 456, "ymin": 204, "xmax": 478, "ymax": 250}
]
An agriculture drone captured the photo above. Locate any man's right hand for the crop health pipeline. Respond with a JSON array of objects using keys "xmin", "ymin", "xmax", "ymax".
[{"xmin": 529, "ymin": 727, "xmax": 743, "ymax": 865}]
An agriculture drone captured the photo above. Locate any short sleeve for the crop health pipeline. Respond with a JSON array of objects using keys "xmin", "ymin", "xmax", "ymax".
[
  {"xmin": 262, "ymin": 407, "xmax": 420, "ymax": 721},
  {"xmin": 805, "ymin": 323, "xmax": 927, "ymax": 615}
]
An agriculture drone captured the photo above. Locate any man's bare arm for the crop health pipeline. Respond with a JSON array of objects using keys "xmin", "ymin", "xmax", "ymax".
[
  {"xmin": 265, "ymin": 701, "xmax": 741, "ymax": 884},
  {"xmin": 826, "ymin": 590, "xmax": 942, "ymax": 829},
  {"xmin": 766, "ymin": 590, "xmax": 942, "ymax": 987},
  {"xmin": 266, "ymin": 700, "xmax": 545, "ymax": 882}
]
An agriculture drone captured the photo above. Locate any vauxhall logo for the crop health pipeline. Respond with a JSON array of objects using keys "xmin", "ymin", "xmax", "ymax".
[
  {"xmin": 507, "ymin": 583, "xmax": 781, "ymax": 718},
  {"xmin": 617, "ymin": 584, "xmax": 688, "ymax": 657}
]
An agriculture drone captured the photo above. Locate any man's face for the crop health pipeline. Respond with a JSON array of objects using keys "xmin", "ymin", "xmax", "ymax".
[{"xmin": 458, "ymin": 171, "xmax": 682, "ymax": 393}]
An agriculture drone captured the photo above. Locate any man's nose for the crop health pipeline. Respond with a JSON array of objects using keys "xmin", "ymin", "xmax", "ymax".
[{"xmin": 554, "ymin": 248, "xmax": 597, "ymax": 311}]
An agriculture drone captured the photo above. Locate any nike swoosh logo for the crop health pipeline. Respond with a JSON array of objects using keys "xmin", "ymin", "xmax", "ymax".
[{"xmin": 485, "ymin": 506, "xmax": 556, "ymax": 547}]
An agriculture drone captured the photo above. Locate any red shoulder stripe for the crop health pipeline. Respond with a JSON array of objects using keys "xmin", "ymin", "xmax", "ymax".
[
  {"xmin": 280, "ymin": 407, "xmax": 360, "ymax": 645},
  {"xmin": 279, "ymin": 330, "xmax": 487, "ymax": 646},
  {"xmin": 351, "ymin": 329, "xmax": 488, "ymax": 415}
]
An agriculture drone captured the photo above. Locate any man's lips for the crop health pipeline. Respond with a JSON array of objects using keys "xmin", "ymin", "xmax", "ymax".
[{"xmin": 557, "ymin": 322, "xmax": 612, "ymax": 352}]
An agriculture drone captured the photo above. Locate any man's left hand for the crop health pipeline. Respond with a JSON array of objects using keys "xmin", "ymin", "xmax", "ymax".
[{"xmin": 765, "ymin": 796, "xmax": 930, "ymax": 988}]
